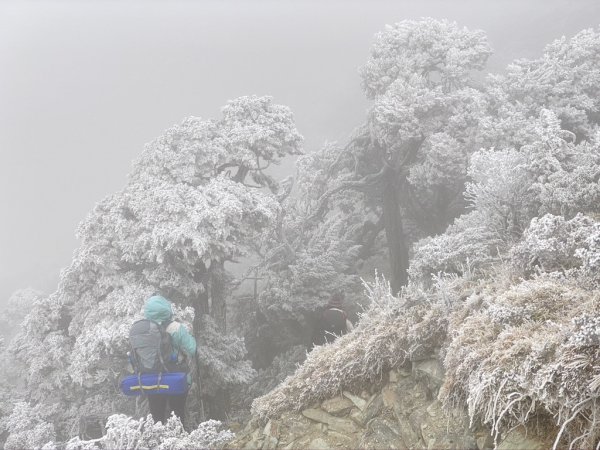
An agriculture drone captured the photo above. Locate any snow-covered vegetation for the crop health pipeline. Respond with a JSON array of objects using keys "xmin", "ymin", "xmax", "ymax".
[
  {"xmin": 63, "ymin": 415, "xmax": 233, "ymax": 450},
  {"xmin": 2, "ymin": 17, "xmax": 600, "ymax": 450},
  {"xmin": 252, "ymin": 21, "xmax": 600, "ymax": 449}
]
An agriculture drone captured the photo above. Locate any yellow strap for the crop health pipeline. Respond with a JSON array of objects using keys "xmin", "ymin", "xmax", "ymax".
[{"xmin": 130, "ymin": 384, "xmax": 169, "ymax": 391}]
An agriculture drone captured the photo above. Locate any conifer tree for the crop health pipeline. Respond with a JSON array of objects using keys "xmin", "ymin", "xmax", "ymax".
[{"xmin": 7, "ymin": 95, "xmax": 302, "ymax": 438}]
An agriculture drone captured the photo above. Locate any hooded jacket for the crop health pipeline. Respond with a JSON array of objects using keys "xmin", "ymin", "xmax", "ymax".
[{"xmin": 144, "ymin": 295, "xmax": 197, "ymax": 361}]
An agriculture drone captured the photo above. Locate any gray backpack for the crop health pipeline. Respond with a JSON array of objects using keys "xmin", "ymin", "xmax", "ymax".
[{"xmin": 129, "ymin": 319, "xmax": 175, "ymax": 373}]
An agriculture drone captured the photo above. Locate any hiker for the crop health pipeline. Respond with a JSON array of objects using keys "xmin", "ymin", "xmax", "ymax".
[
  {"xmin": 311, "ymin": 292, "xmax": 354, "ymax": 348},
  {"xmin": 129, "ymin": 295, "xmax": 197, "ymax": 426}
]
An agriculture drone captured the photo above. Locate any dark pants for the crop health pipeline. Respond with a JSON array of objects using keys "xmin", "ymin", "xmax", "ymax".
[{"xmin": 147, "ymin": 393, "xmax": 187, "ymax": 425}]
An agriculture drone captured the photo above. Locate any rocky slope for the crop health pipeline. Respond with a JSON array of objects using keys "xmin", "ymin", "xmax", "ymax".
[{"xmin": 231, "ymin": 357, "xmax": 553, "ymax": 449}]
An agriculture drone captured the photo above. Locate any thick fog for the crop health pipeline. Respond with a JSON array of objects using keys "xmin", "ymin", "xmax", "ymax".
[{"xmin": 1, "ymin": 0, "xmax": 599, "ymax": 303}]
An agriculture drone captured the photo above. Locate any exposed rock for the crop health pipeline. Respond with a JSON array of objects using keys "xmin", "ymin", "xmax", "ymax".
[
  {"xmin": 261, "ymin": 420, "xmax": 279, "ymax": 450},
  {"xmin": 308, "ymin": 437, "xmax": 331, "ymax": 449},
  {"xmin": 392, "ymin": 376, "xmax": 427, "ymax": 413},
  {"xmin": 425, "ymin": 434, "xmax": 478, "ymax": 450},
  {"xmin": 230, "ymin": 364, "xmax": 557, "ymax": 450},
  {"xmin": 413, "ymin": 359, "xmax": 444, "ymax": 397},
  {"xmin": 382, "ymin": 385, "xmax": 400, "ymax": 408},
  {"xmin": 280, "ymin": 411, "xmax": 312, "ymax": 437},
  {"xmin": 242, "ymin": 427, "xmax": 264, "ymax": 450},
  {"xmin": 395, "ymin": 414, "xmax": 423, "ymax": 448},
  {"xmin": 321, "ymin": 396, "xmax": 354, "ymax": 416},
  {"xmin": 361, "ymin": 393, "xmax": 384, "ymax": 425},
  {"xmin": 301, "ymin": 408, "xmax": 358, "ymax": 434},
  {"xmin": 242, "ymin": 417, "xmax": 259, "ymax": 434},
  {"xmin": 326, "ymin": 430, "xmax": 359, "ymax": 448},
  {"xmin": 397, "ymin": 366, "xmax": 412, "ymax": 377},
  {"xmin": 360, "ymin": 416, "xmax": 404, "ymax": 449},
  {"xmin": 342, "ymin": 391, "xmax": 367, "ymax": 411},
  {"xmin": 497, "ymin": 427, "xmax": 551, "ymax": 450},
  {"xmin": 418, "ymin": 401, "xmax": 475, "ymax": 450},
  {"xmin": 349, "ymin": 407, "xmax": 363, "ymax": 424},
  {"xmin": 476, "ymin": 431, "xmax": 494, "ymax": 450},
  {"xmin": 261, "ymin": 435, "xmax": 277, "ymax": 449}
]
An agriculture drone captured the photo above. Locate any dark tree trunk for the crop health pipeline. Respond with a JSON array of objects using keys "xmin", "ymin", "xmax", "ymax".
[
  {"xmin": 191, "ymin": 288, "xmax": 208, "ymax": 423},
  {"xmin": 205, "ymin": 389, "xmax": 230, "ymax": 421},
  {"xmin": 190, "ymin": 262, "xmax": 232, "ymax": 422},
  {"xmin": 208, "ymin": 261, "xmax": 228, "ymax": 332},
  {"xmin": 382, "ymin": 171, "xmax": 409, "ymax": 294}
]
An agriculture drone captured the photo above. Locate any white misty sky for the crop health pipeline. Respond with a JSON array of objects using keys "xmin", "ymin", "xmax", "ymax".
[{"xmin": 1, "ymin": 0, "xmax": 599, "ymax": 303}]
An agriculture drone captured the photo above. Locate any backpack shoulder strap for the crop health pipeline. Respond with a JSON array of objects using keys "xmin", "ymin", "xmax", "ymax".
[{"xmin": 326, "ymin": 307, "xmax": 347, "ymax": 320}]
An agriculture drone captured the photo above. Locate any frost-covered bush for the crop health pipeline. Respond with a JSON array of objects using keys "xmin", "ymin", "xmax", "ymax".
[
  {"xmin": 468, "ymin": 111, "xmax": 600, "ymax": 236},
  {"xmin": 568, "ymin": 314, "xmax": 600, "ymax": 347},
  {"xmin": 252, "ymin": 276, "xmax": 449, "ymax": 420},
  {"xmin": 196, "ymin": 315, "xmax": 256, "ymax": 393},
  {"xmin": 440, "ymin": 276, "xmax": 600, "ymax": 448},
  {"xmin": 234, "ymin": 345, "xmax": 307, "ymax": 417},
  {"xmin": 409, "ymin": 211, "xmax": 502, "ymax": 284},
  {"xmin": 3, "ymin": 402, "xmax": 57, "ymax": 450},
  {"xmin": 64, "ymin": 414, "xmax": 234, "ymax": 450},
  {"xmin": 575, "ymin": 220, "xmax": 600, "ymax": 285},
  {"xmin": 511, "ymin": 213, "xmax": 599, "ymax": 275},
  {"xmin": 489, "ymin": 27, "xmax": 600, "ymax": 142},
  {"xmin": 465, "ymin": 147, "xmax": 532, "ymax": 237},
  {"xmin": 406, "ymin": 112, "xmax": 600, "ymax": 284}
]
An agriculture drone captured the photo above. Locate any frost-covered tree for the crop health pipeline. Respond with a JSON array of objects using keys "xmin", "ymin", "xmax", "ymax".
[
  {"xmin": 0, "ymin": 288, "xmax": 43, "ymax": 340},
  {"xmin": 233, "ymin": 20, "xmax": 493, "ymax": 409},
  {"xmin": 305, "ymin": 19, "xmax": 492, "ymax": 292},
  {"xmin": 0, "ymin": 288, "xmax": 43, "ymax": 444},
  {"xmin": 404, "ymin": 31, "xmax": 600, "ymax": 448},
  {"xmin": 484, "ymin": 27, "xmax": 600, "ymax": 145},
  {"xmin": 2, "ymin": 402, "xmax": 58, "ymax": 450},
  {"xmin": 255, "ymin": 142, "xmax": 368, "ymax": 320},
  {"xmin": 251, "ymin": 25, "xmax": 600, "ymax": 449},
  {"xmin": 7, "ymin": 95, "xmax": 302, "ymax": 441},
  {"xmin": 230, "ymin": 145, "xmax": 367, "ymax": 386},
  {"xmin": 410, "ymin": 109, "xmax": 600, "ymax": 284}
]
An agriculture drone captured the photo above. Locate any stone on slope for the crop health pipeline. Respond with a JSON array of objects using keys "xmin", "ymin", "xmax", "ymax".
[
  {"xmin": 301, "ymin": 408, "xmax": 358, "ymax": 434},
  {"xmin": 342, "ymin": 391, "xmax": 367, "ymax": 411},
  {"xmin": 359, "ymin": 416, "xmax": 405, "ymax": 449},
  {"xmin": 321, "ymin": 396, "xmax": 354, "ymax": 416}
]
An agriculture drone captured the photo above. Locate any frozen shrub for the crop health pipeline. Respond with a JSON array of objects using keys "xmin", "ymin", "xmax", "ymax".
[
  {"xmin": 575, "ymin": 221, "xmax": 600, "ymax": 286},
  {"xmin": 196, "ymin": 315, "xmax": 256, "ymax": 393},
  {"xmin": 409, "ymin": 211, "xmax": 502, "ymax": 285},
  {"xmin": 511, "ymin": 213, "xmax": 600, "ymax": 282},
  {"xmin": 252, "ymin": 276, "xmax": 449, "ymax": 420},
  {"xmin": 65, "ymin": 414, "xmax": 234, "ymax": 450},
  {"xmin": 568, "ymin": 314, "xmax": 600, "ymax": 347},
  {"xmin": 3, "ymin": 402, "xmax": 57, "ymax": 450},
  {"xmin": 466, "ymin": 147, "xmax": 533, "ymax": 238},
  {"xmin": 440, "ymin": 276, "xmax": 600, "ymax": 448},
  {"xmin": 234, "ymin": 345, "xmax": 307, "ymax": 416}
]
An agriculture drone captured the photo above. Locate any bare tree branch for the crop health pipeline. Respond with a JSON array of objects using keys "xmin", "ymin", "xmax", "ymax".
[{"xmin": 305, "ymin": 165, "xmax": 388, "ymax": 225}]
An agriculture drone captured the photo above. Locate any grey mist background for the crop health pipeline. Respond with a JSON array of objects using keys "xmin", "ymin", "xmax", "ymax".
[{"xmin": 1, "ymin": 0, "xmax": 599, "ymax": 303}]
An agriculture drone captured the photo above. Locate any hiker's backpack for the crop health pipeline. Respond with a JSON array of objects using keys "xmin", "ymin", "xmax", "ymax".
[
  {"xmin": 320, "ymin": 308, "xmax": 348, "ymax": 343},
  {"xmin": 129, "ymin": 319, "xmax": 176, "ymax": 373}
]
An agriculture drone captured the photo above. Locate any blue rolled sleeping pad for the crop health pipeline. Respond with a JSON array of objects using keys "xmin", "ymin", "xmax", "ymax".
[{"xmin": 120, "ymin": 372, "xmax": 189, "ymax": 396}]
